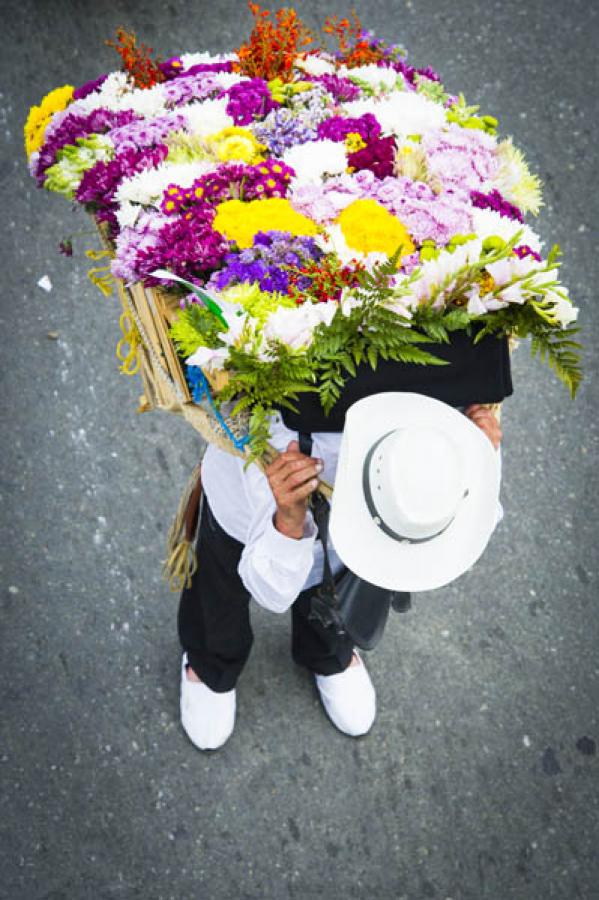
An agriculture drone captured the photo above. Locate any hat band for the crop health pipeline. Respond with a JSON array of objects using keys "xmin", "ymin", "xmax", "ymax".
[{"xmin": 362, "ymin": 433, "xmax": 467, "ymax": 545}]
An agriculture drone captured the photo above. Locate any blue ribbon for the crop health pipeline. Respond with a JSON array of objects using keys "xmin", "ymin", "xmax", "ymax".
[{"xmin": 187, "ymin": 365, "xmax": 250, "ymax": 453}]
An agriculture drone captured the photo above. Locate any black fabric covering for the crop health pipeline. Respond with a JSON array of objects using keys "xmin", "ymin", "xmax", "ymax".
[{"xmin": 279, "ymin": 329, "xmax": 513, "ymax": 433}]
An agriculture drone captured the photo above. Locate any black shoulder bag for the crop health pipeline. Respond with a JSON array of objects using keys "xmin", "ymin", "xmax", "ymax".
[{"xmin": 299, "ymin": 433, "xmax": 411, "ymax": 650}]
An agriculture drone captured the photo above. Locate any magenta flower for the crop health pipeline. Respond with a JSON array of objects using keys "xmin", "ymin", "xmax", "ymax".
[
  {"xmin": 348, "ymin": 134, "xmax": 397, "ymax": 179},
  {"xmin": 223, "ymin": 79, "xmax": 279, "ymax": 126}
]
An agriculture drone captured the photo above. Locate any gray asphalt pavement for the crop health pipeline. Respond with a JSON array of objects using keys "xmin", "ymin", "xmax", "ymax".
[{"xmin": 1, "ymin": 1, "xmax": 598, "ymax": 898}]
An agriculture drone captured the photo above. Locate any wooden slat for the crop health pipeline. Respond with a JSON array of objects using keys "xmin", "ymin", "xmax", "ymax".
[{"xmin": 147, "ymin": 287, "xmax": 192, "ymax": 402}]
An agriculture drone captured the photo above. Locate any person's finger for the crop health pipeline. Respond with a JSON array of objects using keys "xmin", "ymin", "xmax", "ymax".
[
  {"xmin": 267, "ymin": 454, "xmax": 322, "ymax": 485},
  {"xmin": 270, "ymin": 460, "xmax": 320, "ymax": 492},
  {"xmin": 282, "ymin": 478, "xmax": 319, "ymax": 503}
]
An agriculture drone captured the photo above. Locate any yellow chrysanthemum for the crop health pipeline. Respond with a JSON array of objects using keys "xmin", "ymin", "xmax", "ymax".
[
  {"xmin": 212, "ymin": 198, "xmax": 318, "ymax": 249},
  {"xmin": 206, "ymin": 126, "xmax": 266, "ymax": 165},
  {"xmin": 336, "ymin": 199, "xmax": 415, "ymax": 257},
  {"xmin": 24, "ymin": 84, "xmax": 74, "ymax": 158}
]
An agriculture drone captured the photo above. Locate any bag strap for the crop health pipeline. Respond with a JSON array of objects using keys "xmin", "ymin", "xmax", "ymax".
[{"xmin": 299, "ymin": 432, "xmax": 342, "ymax": 617}]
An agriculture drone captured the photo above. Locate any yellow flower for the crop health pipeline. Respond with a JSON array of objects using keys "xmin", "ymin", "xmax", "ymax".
[
  {"xmin": 206, "ymin": 126, "xmax": 266, "ymax": 164},
  {"xmin": 213, "ymin": 198, "xmax": 318, "ymax": 249},
  {"xmin": 344, "ymin": 132, "xmax": 366, "ymax": 153},
  {"xmin": 336, "ymin": 199, "xmax": 415, "ymax": 257},
  {"xmin": 24, "ymin": 84, "xmax": 74, "ymax": 158}
]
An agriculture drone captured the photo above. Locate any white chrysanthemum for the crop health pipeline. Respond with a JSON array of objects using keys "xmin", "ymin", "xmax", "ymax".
[
  {"xmin": 69, "ymin": 72, "xmax": 132, "ymax": 115},
  {"xmin": 294, "ymin": 53, "xmax": 336, "ymax": 76},
  {"xmin": 183, "ymin": 98, "xmax": 234, "ymax": 138},
  {"xmin": 125, "ymin": 83, "xmax": 169, "ymax": 117},
  {"xmin": 211, "ymin": 71, "xmax": 246, "ymax": 91},
  {"xmin": 180, "ymin": 51, "xmax": 237, "ymax": 69},
  {"xmin": 115, "ymin": 201, "xmax": 143, "ymax": 230},
  {"xmin": 283, "ymin": 139, "xmax": 347, "ymax": 186},
  {"xmin": 70, "ymin": 74, "xmax": 168, "ymax": 117},
  {"xmin": 343, "ymin": 92, "xmax": 446, "ymax": 137},
  {"xmin": 339, "ymin": 63, "xmax": 398, "ymax": 91},
  {"xmin": 471, "ymin": 207, "xmax": 543, "ymax": 253},
  {"xmin": 115, "ymin": 160, "xmax": 215, "ymax": 208}
]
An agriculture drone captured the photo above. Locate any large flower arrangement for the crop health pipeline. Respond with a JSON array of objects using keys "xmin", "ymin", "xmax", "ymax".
[{"xmin": 26, "ymin": 7, "xmax": 581, "ymax": 458}]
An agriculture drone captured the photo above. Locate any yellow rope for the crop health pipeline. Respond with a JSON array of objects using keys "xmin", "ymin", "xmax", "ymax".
[{"xmin": 116, "ymin": 310, "xmax": 141, "ymax": 375}]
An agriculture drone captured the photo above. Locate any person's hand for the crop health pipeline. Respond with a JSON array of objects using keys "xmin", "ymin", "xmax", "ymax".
[
  {"xmin": 265, "ymin": 440, "xmax": 322, "ymax": 539},
  {"xmin": 464, "ymin": 404, "xmax": 502, "ymax": 449}
]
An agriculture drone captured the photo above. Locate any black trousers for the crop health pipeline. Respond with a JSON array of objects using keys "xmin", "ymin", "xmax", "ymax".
[{"xmin": 178, "ymin": 496, "xmax": 355, "ymax": 693}]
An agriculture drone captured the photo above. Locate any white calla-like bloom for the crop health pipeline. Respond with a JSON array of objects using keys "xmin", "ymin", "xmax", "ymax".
[{"xmin": 262, "ymin": 301, "xmax": 338, "ymax": 351}]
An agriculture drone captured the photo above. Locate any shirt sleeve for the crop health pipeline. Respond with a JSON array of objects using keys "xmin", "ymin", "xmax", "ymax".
[{"xmin": 238, "ymin": 496, "xmax": 319, "ymax": 614}]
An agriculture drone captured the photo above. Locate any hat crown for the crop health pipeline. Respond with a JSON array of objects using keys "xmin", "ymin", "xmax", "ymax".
[{"xmin": 367, "ymin": 425, "xmax": 466, "ymax": 540}]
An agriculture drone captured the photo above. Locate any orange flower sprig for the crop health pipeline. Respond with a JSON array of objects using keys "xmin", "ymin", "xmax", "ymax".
[
  {"xmin": 234, "ymin": 2, "xmax": 315, "ymax": 83},
  {"xmin": 322, "ymin": 11, "xmax": 387, "ymax": 68},
  {"xmin": 106, "ymin": 27, "xmax": 165, "ymax": 89}
]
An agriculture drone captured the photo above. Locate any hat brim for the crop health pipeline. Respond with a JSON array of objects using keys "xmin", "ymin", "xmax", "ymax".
[{"xmin": 329, "ymin": 393, "xmax": 501, "ymax": 592}]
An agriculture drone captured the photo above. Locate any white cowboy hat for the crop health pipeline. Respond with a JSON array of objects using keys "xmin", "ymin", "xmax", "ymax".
[{"xmin": 328, "ymin": 392, "xmax": 501, "ymax": 592}]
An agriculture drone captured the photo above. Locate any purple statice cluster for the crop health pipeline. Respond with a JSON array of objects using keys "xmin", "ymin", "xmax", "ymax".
[
  {"xmin": 470, "ymin": 188, "xmax": 524, "ymax": 223},
  {"xmin": 33, "ymin": 108, "xmax": 140, "ymax": 185},
  {"xmin": 76, "ymin": 144, "xmax": 169, "ymax": 231},
  {"xmin": 208, "ymin": 231, "xmax": 323, "ymax": 294},
  {"xmin": 422, "ymin": 124, "xmax": 499, "ymax": 197},
  {"xmin": 253, "ymin": 108, "xmax": 316, "ymax": 155},
  {"xmin": 107, "ymin": 112, "xmax": 187, "ymax": 152},
  {"xmin": 311, "ymin": 73, "xmax": 361, "ymax": 102},
  {"xmin": 162, "ymin": 73, "xmax": 220, "ymax": 108},
  {"xmin": 317, "ymin": 113, "xmax": 381, "ymax": 144},
  {"xmin": 222, "ymin": 78, "xmax": 279, "ymax": 126},
  {"xmin": 287, "ymin": 84, "xmax": 335, "ymax": 129}
]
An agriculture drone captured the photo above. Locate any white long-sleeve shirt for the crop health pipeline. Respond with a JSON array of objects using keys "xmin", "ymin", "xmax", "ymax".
[{"xmin": 201, "ymin": 411, "xmax": 503, "ymax": 614}]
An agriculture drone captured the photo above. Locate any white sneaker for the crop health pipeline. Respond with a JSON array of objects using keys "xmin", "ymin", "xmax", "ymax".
[
  {"xmin": 180, "ymin": 654, "xmax": 236, "ymax": 750},
  {"xmin": 315, "ymin": 651, "xmax": 376, "ymax": 737}
]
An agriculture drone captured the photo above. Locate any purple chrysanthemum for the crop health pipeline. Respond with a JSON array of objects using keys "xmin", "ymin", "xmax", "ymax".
[
  {"xmin": 470, "ymin": 188, "xmax": 524, "ymax": 223},
  {"xmin": 34, "ymin": 108, "xmax": 139, "ymax": 185},
  {"xmin": 137, "ymin": 211, "xmax": 231, "ymax": 285},
  {"xmin": 311, "ymin": 73, "xmax": 361, "ymax": 102},
  {"xmin": 76, "ymin": 144, "xmax": 169, "ymax": 230},
  {"xmin": 73, "ymin": 74, "xmax": 108, "ymax": 101},
  {"xmin": 107, "ymin": 112, "xmax": 187, "ymax": 152}
]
